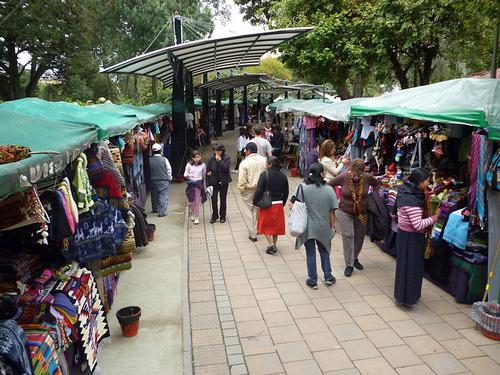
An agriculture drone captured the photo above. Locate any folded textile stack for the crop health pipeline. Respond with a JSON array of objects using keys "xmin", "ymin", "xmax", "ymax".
[
  {"xmin": 22, "ymin": 324, "xmax": 63, "ymax": 375},
  {"xmin": 0, "ymin": 250, "xmax": 42, "ymax": 286}
]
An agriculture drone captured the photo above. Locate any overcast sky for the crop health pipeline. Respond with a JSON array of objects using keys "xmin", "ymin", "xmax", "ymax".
[{"xmin": 211, "ymin": 0, "xmax": 265, "ymax": 38}]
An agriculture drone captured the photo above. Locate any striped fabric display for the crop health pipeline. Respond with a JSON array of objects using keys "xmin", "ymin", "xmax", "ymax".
[
  {"xmin": 468, "ymin": 133, "xmax": 481, "ymax": 210},
  {"xmin": 475, "ymin": 135, "xmax": 488, "ymax": 225}
]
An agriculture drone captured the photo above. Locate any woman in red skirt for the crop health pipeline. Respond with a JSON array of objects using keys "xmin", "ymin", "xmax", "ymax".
[{"xmin": 253, "ymin": 157, "xmax": 289, "ymax": 255}]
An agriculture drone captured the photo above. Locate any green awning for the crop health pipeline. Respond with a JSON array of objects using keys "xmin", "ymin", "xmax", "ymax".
[
  {"xmin": 351, "ymin": 78, "xmax": 500, "ymax": 140},
  {"xmin": 274, "ymin": 98, "xmax": 365, "ymax": 122},
  {"xmin": 0, "ymin": 98, "xmax": 139, "ymax": 140},
  {"xmin": 142, "ymin": 103, "xmax": 172, "ymax": 115},
  {"xmin": 268, "ymin": 98, "xmax": 304, "ymax": 111},
  {"xmin": 0, "ymin": 109, "xmax": 98, "ymax": 199},
  {"xmin": 90, "ymin": 103, "xmax": 158, "ymax": 123}
]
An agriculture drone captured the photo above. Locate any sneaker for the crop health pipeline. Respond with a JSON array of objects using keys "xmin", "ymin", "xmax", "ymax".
[
  {"xmin": 344, "ymin": 266, "xmax": 353, "ymax": 277},
  {"xmin": 354, "ymin": 259, "xmax": 364, "ymax": 270},
  {"xmin": 194, "ymin": 217, "xmax": 200, "ymax": 225},
  {"xmin": 190, "ymin": 216, "xmax": 195, "ymax": 222},
  {"xmin": 210, "ymin": 218, "xmax": 218, "ymax": 224},
  {"xmin": 220, "ymin": 218, "xmax": 226, "ymax": 224},
  {"xmin": 248, "ymin": 236, "xmax": 257, "ymax": 242},
  {"xmin": 325, "ymin": 277, "xmax": 336, "ymax": 286},
  {"xmin": 305, "ymin": 279, "xmax": 318, "ymax": 290}
]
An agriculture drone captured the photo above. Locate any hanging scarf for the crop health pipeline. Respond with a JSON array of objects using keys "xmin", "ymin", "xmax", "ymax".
[
  {"xmin": 475, "ymin": 134, "xmax": 488, "ymax": 225},
  {"xmin": 468, "ymin": 132, "xmax": 481, "ymax": 210}
]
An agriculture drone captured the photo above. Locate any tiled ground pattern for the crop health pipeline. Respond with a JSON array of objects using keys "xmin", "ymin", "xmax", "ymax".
[{"xmin": 187, "ymin": 135, "xmax": 500, "ymax": 375}]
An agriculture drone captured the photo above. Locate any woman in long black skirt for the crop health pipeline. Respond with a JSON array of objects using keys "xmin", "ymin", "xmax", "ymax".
[{"xmin": 394, "ymin": 168, "xmax": 439, "ymax": 306}]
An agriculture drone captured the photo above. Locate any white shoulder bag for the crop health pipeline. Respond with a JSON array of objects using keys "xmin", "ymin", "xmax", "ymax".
[{"xmin": 288, "ymin": 184, "xmax": 308, "ymax": 237}]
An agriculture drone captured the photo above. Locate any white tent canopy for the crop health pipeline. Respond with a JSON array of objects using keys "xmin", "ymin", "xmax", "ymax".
[{"xmin": 101, "ymin": 28, "xmax": 312, "ymax": 87}]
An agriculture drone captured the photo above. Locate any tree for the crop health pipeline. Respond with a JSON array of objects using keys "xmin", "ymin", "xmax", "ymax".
[
  {"xmin": 236, "ymin": 0, "xmax": 496, "ymax": 95},
  {"xmin": 245, "ymin": 57, "xmax": 293, "ymax": 80},
  {"xmin": 0, "ymin": 0, "xmax": 93, "ymax": 100}
]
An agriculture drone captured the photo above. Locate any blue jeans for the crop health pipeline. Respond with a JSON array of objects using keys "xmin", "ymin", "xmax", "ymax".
[
  {"xmin": 304, "ymin": 239, "xmax": 333, "ymax": 284},
  {"xmin": 151, "ymin": 180, "xmax": 170, "ymax": 216}
]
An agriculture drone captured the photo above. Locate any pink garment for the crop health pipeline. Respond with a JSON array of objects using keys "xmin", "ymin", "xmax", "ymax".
[
  {"xmin": 184, "ymin": 163, "xmax": 206, "ymax": 181},
  {"xmin": 397, "ymin": 206, "xmax": 437, "ymax": 233},
  {"xmin": 190, "ymin": 187, "xmax": 202, "ymax": 217},
  {"xmin": 303, "ymin": 116, "xmax": 318, "ymax": 129}
]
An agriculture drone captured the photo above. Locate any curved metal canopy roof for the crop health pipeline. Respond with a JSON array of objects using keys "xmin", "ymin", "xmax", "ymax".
[
  {"xmin": 101, "ymin": 27, "xmax": 312, "ymax": 87},
  {"xmin": 195, "ymin": 73, "xmax": 272, "ymax": 91}
]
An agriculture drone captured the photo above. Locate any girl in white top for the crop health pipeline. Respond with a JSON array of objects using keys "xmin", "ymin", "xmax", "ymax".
[
  {"xmin": 319, "ymin": 139, "xmax": 348, "ymax": 181},
  {"xmin": 184, "ymin": 150, "xmax": 206, "ymax": 224}
]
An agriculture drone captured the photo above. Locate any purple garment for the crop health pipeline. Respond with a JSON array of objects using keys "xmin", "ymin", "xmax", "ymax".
[
  {"xmin": 307, "ymin": 149, "xmax": 319, "ymax": 166},
  {"xmin": 186, "ymin": 180, "xmax": 207, "ymax": 204}
]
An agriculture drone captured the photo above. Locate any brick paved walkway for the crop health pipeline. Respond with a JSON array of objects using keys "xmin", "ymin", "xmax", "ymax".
[{"xmin": 186, "ymin": 131, "xmax": 500, "ymax": 375}]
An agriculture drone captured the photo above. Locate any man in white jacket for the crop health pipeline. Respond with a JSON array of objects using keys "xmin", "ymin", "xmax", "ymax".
[{"xmin": 238, "ymin": 142, "xmax": 266, "ymax": 241}]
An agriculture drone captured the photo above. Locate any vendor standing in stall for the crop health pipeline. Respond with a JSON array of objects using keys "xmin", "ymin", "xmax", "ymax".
[
  {"xmin": 394, "ymin": 168, "xmax": 439, "ymax": 306},
  {"xmin": 328, "ymin": 159, "xmax": 380, "ymax": 276}
]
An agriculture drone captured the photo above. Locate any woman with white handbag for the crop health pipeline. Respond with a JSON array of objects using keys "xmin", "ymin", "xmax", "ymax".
[{"xmin": 289, "ymin": 163, "xmax": 339, "ymax": 289}]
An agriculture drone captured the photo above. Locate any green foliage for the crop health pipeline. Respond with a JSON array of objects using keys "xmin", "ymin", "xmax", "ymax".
[
  {"xmin": 1, "ymin": 0, "xmax": 219, "ymax": 103},
  {"xmin": 236, "ymin": 0, "xmax": 497, "ymax": 97},
  {"xmin": 245, "ymin": 57, "xmax": 294, "ymax": 80}
]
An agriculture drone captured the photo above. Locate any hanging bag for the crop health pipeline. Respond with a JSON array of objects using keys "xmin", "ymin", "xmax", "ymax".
[
  {"xmin": 288, "ymin": 184, "xmax": 308, "ymax": 237},
  {"xmin": 256, "ymin": 171, "xmax": 272, "ymax": 209}
]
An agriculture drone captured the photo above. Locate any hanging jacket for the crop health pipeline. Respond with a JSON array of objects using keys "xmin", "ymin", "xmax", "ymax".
[{"xmin": 367, "ymin": 192, "xmax": 389, "ymax": 241}]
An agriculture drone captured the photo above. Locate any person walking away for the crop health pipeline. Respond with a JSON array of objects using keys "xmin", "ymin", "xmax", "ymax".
[
  {"xmin": 149, "ymin": 143, "xmax": 172, "ymax": 217},
  {"xmin": 270, "ymin": 125, "xmax": 284, "ymax": 158},
  {"xmin": 238, "ymin": 142, "xmax": 266, "ymax": 242},
  {"xmin": 319, "ymin": 139, "xmax": 348, "ymax": 181},
  {"xmin": 184, "ymin": 150, "xmax": 207, "ymax": 225},
  {"xmin": 206, "ymin": 144, "xmax": 231, "ymax": 224},
  {"xmin": 234, "ymin": 127, "xmax": 249, "ymax": 172},
  {"xmin": 328, "ymin": 158, "xmax": 380, "ymax": 276},
  {"xmin": 291, "ymin": 163, "xmax": 338, "ymax": 289},
  {"xmin": 253, "ymin": 126, "xmax": 273, "ymax": 158},
  {"xmin": 394, "ymin": 168, "xmax": 438, "ymax": 306},
  {"xmin": 254, "ymin": 157, "xmax": 289, "ymax": 254}
]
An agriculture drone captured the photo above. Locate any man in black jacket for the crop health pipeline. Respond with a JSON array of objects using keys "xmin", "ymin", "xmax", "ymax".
[{"xmin": 206, "ymin": 144, "xmax": 232, "ymax": 223}]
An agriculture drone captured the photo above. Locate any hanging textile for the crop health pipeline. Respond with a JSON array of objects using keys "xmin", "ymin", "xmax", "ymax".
[
  {"xmin": 468, "ymin": 132, "xmax": 481, "ymax": 210},
  {"xmin": 65, "ymin": 201, "xmax": 128, "ymax": 263},
  {"xmin": 55, "ymin": 268, "xmax": 109, "ymax": 373},
  {"xmin": 0, "ymin": 319, "xmax": 34, "ymax": 375},
  {"xmin": 475, "ymin": 134, "xmax": 488, "ymax": 225}
]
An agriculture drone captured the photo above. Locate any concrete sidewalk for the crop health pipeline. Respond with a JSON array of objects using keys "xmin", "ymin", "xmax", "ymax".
[
  {"xmin": 187, "ymin": 130, "xmax": 500, "ymax": 375},
  {"xmin": 99, "ymin": 182, "xmax": 185, "ymax": 374}
]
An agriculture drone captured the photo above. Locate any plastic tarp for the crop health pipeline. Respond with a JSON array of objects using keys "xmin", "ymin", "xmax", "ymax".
[
  {"xmin": 275, "ymin": 98, "xmax": 365, "ymax": 122},
  {"xmin": 89, "ymin": 103, "xmax": 158, "ymax": 123},
  {"xmin": 0, "ymin": 98, "xmax": 138, "ymax": 140},
  {"xmin": 0, "ymin": 109, "xmax": 98, "ymax": 199},
  {"xmin": 268, "ymin": 98, "xmax": 304, "ymax": 111},
  {"xmin": 142, "ymin": 103, "xmax": 172, "ymax": 115},
  {"xmin": 351, "ymin": 78, "xmax": 500, "ymax": 140}
]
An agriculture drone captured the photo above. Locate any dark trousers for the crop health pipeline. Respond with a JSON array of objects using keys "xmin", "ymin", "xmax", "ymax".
[
  {"xmin": 304, "ymin": 239, "xmax": 333, "ymax": 284},
  {"xmin": 211, "ymin": 183, "xmax": 229, "ymax": 220}
]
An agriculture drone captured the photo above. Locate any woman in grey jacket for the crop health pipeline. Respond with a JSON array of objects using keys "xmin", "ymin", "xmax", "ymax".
[{"xmin": 291, "ymin": 163, "xmax": 339, "ymax": 289}]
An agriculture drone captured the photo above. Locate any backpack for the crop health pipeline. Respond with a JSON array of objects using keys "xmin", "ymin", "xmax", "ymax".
[{"xmin": 486, "ymin": 149, "xmax": 500, "ymax": 191}]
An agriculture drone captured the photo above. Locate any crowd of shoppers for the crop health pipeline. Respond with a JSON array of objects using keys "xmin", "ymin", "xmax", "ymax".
[{"xmin": 150, "ymin": 124, "xmax": 437, "ymax": 309}]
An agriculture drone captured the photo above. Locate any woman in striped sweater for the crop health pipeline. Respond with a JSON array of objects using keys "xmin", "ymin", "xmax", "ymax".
[{"xmin": 394, "ymin": 168, "xmax": 439, "ymax": 306}]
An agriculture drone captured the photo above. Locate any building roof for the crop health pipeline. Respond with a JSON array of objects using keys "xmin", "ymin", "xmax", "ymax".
[{"xmin": 101, "ymin": 28, "xmax": 312, "ymax": 87}]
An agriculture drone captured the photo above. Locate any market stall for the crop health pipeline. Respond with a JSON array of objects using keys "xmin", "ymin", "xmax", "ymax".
[
  {"xmin": 350, "ymin": 77, "xmax": 500, "ymax": 303},
  {"xmin": 0, "ymin": 99, "xmax": 171, "ymax": 373}
]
